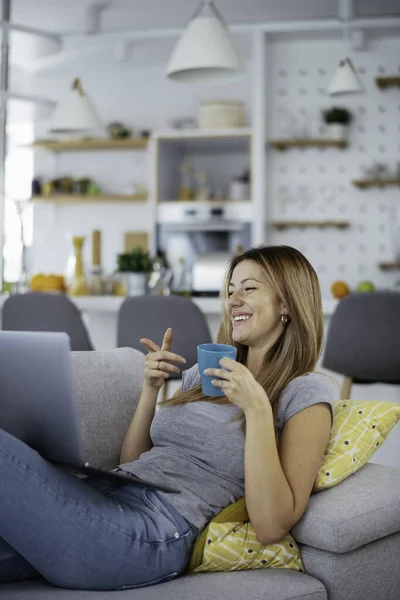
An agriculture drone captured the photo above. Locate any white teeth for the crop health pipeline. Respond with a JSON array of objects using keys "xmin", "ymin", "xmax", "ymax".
[{"xmin": 234, "ymin": 315, "xmax": 250, "ymax": 322}]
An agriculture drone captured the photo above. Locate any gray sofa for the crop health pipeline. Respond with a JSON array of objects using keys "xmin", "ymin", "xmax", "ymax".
[{"xmin": 2, "ymin": 348, "xmax": 400, "ymax": 600}]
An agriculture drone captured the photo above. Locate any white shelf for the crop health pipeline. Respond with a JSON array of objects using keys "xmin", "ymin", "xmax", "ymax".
[{"xmin": 155, "ymin": 127, "xmax": 253, "ymax": 140}]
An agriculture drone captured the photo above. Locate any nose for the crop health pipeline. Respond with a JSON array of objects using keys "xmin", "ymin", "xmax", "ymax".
[{"xmin": 228, "ymin": 289, "xmax": 243, "ymax": 308}]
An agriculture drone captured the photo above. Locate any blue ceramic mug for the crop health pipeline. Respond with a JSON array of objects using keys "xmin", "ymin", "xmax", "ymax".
[{"xmin": 197, "ymin": 343, "xmax": 238, "ymax": 397}]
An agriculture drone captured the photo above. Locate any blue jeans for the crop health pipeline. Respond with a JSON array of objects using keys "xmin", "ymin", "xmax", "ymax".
[{"xmin": 0, "ymin": 427, "xmax": 198, "ymax": 591}]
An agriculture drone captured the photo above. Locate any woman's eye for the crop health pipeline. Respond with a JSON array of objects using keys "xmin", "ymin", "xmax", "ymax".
[{"xmin": 244, "ymin": 287, "xmax": 256, "ymax": 292}]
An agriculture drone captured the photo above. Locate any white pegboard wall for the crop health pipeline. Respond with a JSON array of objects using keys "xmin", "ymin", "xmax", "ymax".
[{"xmin": 266, "ymin": 37, "xmax": 400, "ymax": 299}]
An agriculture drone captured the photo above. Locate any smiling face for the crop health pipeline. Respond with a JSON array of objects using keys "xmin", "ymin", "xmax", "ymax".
[{"xmin": 226, "ymin": 259, "xmax": 285, "ymax": 350}]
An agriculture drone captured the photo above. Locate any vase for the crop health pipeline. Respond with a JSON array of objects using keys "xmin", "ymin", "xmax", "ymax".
[
  {"xmin": 121, "ymin": 272, "xmax": 147, "ymax": 296},
  {"xmin": 68, "ymin": 236, "xmax": 88, "ymax": 296},
  {"xmin": 327, "ymin": 123, "xmax": 347, "ymax": 141}
]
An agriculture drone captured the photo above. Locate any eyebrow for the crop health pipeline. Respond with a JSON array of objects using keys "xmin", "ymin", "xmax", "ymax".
[{"xmin": 228, "ymin": 278, "xmax": 262, "ymax": 287}]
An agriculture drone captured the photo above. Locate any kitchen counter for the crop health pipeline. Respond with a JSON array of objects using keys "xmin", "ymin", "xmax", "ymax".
[
  {"xmin": 0, "ymin": 292, "xmax": 338, "ymax": 354},
  {"xmin": 0, "ymin": 294, "xmax": 338, "ymax": 316}
]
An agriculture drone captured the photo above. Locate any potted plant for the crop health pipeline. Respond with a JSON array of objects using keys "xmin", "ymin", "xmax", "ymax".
[
  {"xmin": 116, "ymin": 246, "xmax": 155, "ymax": 296},
  {"xmin": 322, "ymin": 107, "xmax": 352, "ymax": 141}
]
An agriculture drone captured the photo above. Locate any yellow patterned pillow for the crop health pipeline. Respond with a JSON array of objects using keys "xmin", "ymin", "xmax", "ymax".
[
  {"xmin": 189, "ymin": 522, "xmax": 303, "ymax": 573},
  {"xmin": 314, "ymin": 399, "xmax": 400, "ymax": 491},
  {"xmin": 188, "ymin": 497, "xmax": 303, "ymax": 573}
]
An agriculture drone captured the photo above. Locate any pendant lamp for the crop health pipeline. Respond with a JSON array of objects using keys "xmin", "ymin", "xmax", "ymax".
[
  {"xmin": 327, "ymin": 57, "xmax": 363, "ymax": 95},
  {"xmin": 166, "ymin": 0, "xmax": 244, "ymax": 82},
  {"xmin": 49, "ymin": 78, "xmax": 103, "ymax": 134}
]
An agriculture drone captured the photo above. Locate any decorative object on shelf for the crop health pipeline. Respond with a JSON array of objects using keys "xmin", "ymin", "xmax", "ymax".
[
  {"xmin": 107, "ymin": 121, "xmax": 132, "ymax": 140},
  {"xmin": 269, "ymin": 139, "xmax": 348, "ymax": 151},
  {"xmin": 116, "ymin": 246, "xmax": 155, "ymax": 296},
  {"xmin": 67, "ymin": 236, "xmax": 88, "ymax": 296},
  {"xmin": 148, "ymin": 251, "xmax": 173, "ymax": 296},
  {"xmin": 169, "ymin": 117, "xmax": 197, "ymax": 129},
  {"xmin": 124, "ymin": 232, "xmax": 149, "ymax": 253},
  {"xmin": 178, "ymin": 161, "xmax": 194, "ymax": 200},
  {"xmin": 30, "ymin": 273, "xmax": 66, "ymax": 293},
  {"xmin": 12, "ymin": 198, "xmax": 31, "ymax": 294},
  {"xmin": 198, "ymin": 100, "xmax": 245, "ymax": 129},
  {"xmin": 330, "ymin": 280, "xmax": 350, "ymax": 299},
  {"xmin": 229, "ymin": 169, "xmax": 250, "ymax": 201},
  {"xmin": 88, "ymin": 230, "xmax": 104, "ymax": 295},
  {"xmin": 166, "ymin": 0, "xmax": 243, "ymax": 82},
  {"xmin": 356, "ymin": 281, "xmax": 376, "ymax": 293},
  {"xmin": 73, "ymin": 177, "xmax": 91, "ymax": 194},
  {"xmin": 375, "ymin": 76, "xmax": 400, "ymax": 90},
  {"xmin": 31, "ymin": 177, "xmax": 42, "ymax": 196},
  {"xmin": 322, "ymin": 107, "xmax": 352, "ymax": 140},
  {"xmin": 49, "ymin": 77, "xmax": 103, "ymax": 134},
  {"xmin": 172, "ymin": 257, "xmax": 192, "ymax": 297},
  {"xmin": 194, "ymin": 173, "xmax": 211, "ymax": 202}
]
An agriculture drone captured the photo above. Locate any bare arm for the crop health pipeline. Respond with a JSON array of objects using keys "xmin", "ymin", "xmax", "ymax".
[
  {"xmin": 244, "ymin": 402, "xmax": 331, "ymax": 544},
  {"xmin": 119, "ymin": 385, "xmax": 158, "ymax": 464},
  {"xmin": 119, "ymin": 328, "xmax": 185, "ymax": 464}
]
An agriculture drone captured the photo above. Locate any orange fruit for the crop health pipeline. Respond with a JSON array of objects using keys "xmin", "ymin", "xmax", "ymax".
[{"xmin": 331, "ymin": 280, "xmax": 350, "ymax": 299}]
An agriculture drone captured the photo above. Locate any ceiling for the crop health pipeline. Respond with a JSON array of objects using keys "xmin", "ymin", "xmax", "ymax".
[{"xmin": 10, "ymin": 0, "xmax": 400, "ymax": 35}]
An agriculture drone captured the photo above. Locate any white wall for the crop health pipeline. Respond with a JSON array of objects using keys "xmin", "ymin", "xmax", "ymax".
[
  {"xmin": 266, "ymin": 36, "xmax": 400, "ymax": 299},
  {"xmin": 31, "ymin": 46, "xmax": 254, "ymax": 276}
]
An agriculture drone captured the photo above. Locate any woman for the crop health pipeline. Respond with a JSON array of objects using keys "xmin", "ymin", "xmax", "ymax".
[{"xmin": 0, "ymin": 245, "xmax": 333, "ymax": 591}]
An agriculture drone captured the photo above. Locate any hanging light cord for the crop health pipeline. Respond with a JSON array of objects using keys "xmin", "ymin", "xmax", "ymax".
[{"xmin": 72, "ymin": 78, "xmax": 85, "ymax": 96}]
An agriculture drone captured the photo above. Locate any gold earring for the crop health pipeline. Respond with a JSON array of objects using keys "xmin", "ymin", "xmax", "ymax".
[{"xmin": 281, "ymin": 314, "xmax": 289, "ymax": 326}]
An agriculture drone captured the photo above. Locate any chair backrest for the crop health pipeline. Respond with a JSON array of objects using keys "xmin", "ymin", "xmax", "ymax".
[
  {"xmin": 117, "ymin": 295, "xmax": 213, "ymax": 374},
  {"xmin": 1, "ymin": 292, "xmax": 94, "ymax": 351},
  {"xmin": 322, "ymin": 291, "xmax": 400, "ymax": 384}
]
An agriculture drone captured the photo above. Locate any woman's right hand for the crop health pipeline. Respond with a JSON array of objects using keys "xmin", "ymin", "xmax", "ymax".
[{"xmin": 140, "ymin": 328, "xmax": 186, "ymax": 391}]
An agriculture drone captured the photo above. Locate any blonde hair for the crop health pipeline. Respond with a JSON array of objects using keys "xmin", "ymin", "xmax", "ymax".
[{"xmin": 162, "ymin": 245, "xmax": 324, "ymax": 422}]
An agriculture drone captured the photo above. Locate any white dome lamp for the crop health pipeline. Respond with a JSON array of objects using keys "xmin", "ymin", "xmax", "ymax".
[
  {"xmin": 326, "ymin": 13, "xmax": 363, "ymax": 96},
  {"xmin": 166, "ymin": 0, "xmax": 244, "ymax": 83},
  {"xmin": 49, "ymin": 78, "xmax": 104, "ymax": 134},
  {"xmin": 327, "ymin": 57, "xmax": 363, "ymax": 95}
]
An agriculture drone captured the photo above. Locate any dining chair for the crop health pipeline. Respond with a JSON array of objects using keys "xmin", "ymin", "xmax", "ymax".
[
  {"xmin": 2, "ymin": 292, "xmax": 94, "ymax": 351},
  {"xmin": 322, "ymin": 291, "xmax": 400, "ymax": 398},
  {"xmin": 117, "ymin": 295, "xmax": 212, "ymax": 400}
]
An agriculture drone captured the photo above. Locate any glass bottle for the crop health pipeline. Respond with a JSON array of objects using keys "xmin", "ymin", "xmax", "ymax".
[
  {"xmin": 67, "ymin": 236, "xmax": 88, "ymax": 296},
  {"xmin": 172, "ymin": 257, "xmax": 192, "ymax": 297}
]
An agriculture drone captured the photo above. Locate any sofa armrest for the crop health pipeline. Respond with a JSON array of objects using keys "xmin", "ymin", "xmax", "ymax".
[
  {"xmin": 71, "ymin": 348, "xmax": 145, "ymax": 470},
  {"xmin": 292, "ymin": 463, "xmax": 400, "ymax": 553}
]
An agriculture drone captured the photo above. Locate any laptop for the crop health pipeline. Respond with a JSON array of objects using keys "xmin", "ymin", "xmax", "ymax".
[{"xmin": 0, "ymin": 330, "xmax": 179, "ymax": 494}]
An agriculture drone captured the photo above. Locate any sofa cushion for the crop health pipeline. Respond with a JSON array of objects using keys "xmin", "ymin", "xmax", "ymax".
[
  {"xmin": 314, "ymin": 399, "xmax": 400, "ymax": 491},
  {"xmin": 292, "ymin": 463, "xmax": 400, "ymax": 553},
  {"xmin": 71, "ymin": 348, "xmax": 144, "ymax": 469},
  {"xmin": 188, "ymin": 498, "xmax": 303, "ymax": 573},
  {"xmin": 0, "ymin": 570, "xmax": 327, "ymax": 600}
]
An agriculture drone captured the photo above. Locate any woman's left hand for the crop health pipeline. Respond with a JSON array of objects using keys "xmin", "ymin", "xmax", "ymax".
[{"xmin": 204, "ymin": 358, "xmax": 270, "ymax": 413}]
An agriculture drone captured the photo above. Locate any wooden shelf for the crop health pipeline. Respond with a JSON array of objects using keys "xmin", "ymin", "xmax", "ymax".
[
  {"xmin": 378, "ymin": 261, "xmax": 400, "ymax": 271},
  {"xmin": 352, "ymin": 179, "xmax": 400, "ymax": 189},
  {"xmin": 375, "ymin": 76, "xmax": 400, "ymax": 90},
  {"xmin": 32, "ymin": 193, "xmax": 148, "ymax": 203},
  {"xmin": 272, "ymin": 220, "xmax": 350, "ymax": 230},
  {"xmin": 31, "ymin": 138, "xmax": 149, "ymax": 152},
  {"xmin": 269, "ymin": 139, "xmax": 348, "ymax": 151}
]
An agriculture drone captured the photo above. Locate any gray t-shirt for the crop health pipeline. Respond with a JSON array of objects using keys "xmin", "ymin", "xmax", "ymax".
[{"xmin": 119, "ymin": 365, "xmax": 334, "ymax": 531}]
